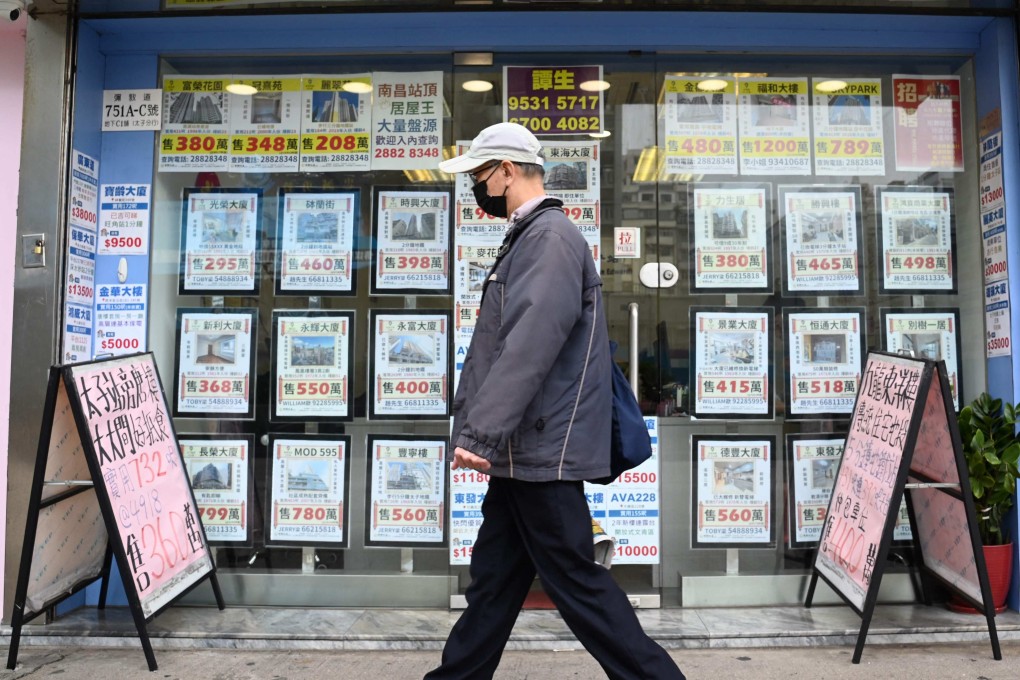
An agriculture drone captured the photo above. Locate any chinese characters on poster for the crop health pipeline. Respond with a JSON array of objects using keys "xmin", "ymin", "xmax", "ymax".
[{"xmin": 268, "ymin": 435, "xmax": 350, "ymax": 546}]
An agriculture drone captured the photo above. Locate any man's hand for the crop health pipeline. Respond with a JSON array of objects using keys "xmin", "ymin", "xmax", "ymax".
[{"xmin": 452, "ymin": 446, "xmax": 492, "ymax": 472}]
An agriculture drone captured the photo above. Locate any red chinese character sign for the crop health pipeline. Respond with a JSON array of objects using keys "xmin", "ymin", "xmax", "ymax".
[
  {"xmin": 504, "ymin": 65, "xmax": 604, "ymax": 135},
  {"xmin": 7, "ymin": 354, "xmax": 222, "ymax": 673},
  {"xmin": 806, "ymin": 352, "xmax": 999, "ymax": 665},
  {"xmin": 892, "ymin": 75, "xmax": 963, "ymax": 173}
]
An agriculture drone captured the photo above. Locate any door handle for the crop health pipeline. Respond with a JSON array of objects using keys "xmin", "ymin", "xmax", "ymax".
[{"xmin": 628, "ymin": 302, "xmax": 639, "ymax": 398}]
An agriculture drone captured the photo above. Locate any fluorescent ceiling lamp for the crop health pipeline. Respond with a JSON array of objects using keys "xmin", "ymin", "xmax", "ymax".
[
  {"xmin": 462, "ymin": 80, "xmax": 494, "ymax": 93},
  {"xmin": 342, "ymin": 81, "xmax": 373, "ymax": 94},
  {"xmin": 815, "ymin": 79, "xmax": 849, "ymax": 93},
  {"xmin": 404, "ymin": 169, "xmax": 438, "ymax": 183},
  {"xmin": 579, "ymin": 80, "xmax": 611, "ymax": 92},
  {"xmin": 632, "ymin": 146, "xmax": 664, "ymax": 183},
  {"xmin": 696, "ymin": 79, "xmax": 728, "ymax": 92},
  {"xmin": 589, "ymin": 130, "xmax": 611, "ymax": 139},
  {"xmin": 225, "ymin": 83, "xmax": 257, "ymax": 95}
]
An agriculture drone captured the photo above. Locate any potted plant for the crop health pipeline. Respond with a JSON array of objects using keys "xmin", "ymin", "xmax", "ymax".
[{"xmin": 953, "ymin": 392, "xmax": 1020, "ymax": 613}]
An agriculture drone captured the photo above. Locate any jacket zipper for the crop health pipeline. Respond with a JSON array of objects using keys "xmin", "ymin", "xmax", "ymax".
[{"xmin": 558, "ymin": 290, "xmax": 598, "ymax": 480}]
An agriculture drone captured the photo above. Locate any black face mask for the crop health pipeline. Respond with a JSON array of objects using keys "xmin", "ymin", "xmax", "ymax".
[{"xmin": 471, "ymin": 165, "xmax": 509, "ymax": 218}]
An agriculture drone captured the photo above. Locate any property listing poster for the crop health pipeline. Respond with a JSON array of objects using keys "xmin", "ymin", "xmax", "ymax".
[
  {"xmin": 228, "ymin": 75, "xmax": 301, "ymax": 173},
  {"xmin": 94, "ymin": 284, "xmax": 146, "ymax": 357},
  {"xmin": 63, "ymin": 150, "xmax": 99, "ymax": 363},
  {"xmin": 180, "ymin": 437, "xmax": 251, "ymax": 544},
  {"xmin": 174, "ymin": 308, "xmax": 256, "ymax": 418},
  {"xmin": 449, "ymin": 469, "xmax": 488, "ymax": 565},
  {"xmin": 877, "ymin": 189, "xmax": 955, "ymax": 293},
  {"xmin": 268, "ymin": 436, "xmax": 349, "ymax": 546},
  {"xmin": 692, "ymin": 436, "xmax": 774, "ymax": 548},
  {"xmin": 97, "ymin": 183, "xmax": 150, "ymax": 256},
  {"xmin": 981, "ymin": 205, "xmax": 1007, "ymax": 285},
  {"xmin": 453, "ymin": 240, "xmax": 498, "ymax": 347},
  {"xmin": 160, "ymin": 76, "xmax": 231, "ymax": 171},
  {"xmin": 585, "ymin": 417, "xmax": 661, "ymax": 565},
  {"xmin": 271, "ymin": 311, "xmax": 353, "ymax": 421},
  {"xmin": 180, "ymin": 188, "xmax": 262, "ymax": 294},
  {"xmin": 452, "ymin": 209, "xmax": 500, "ymax": 393},
  {"xmin": 786, "ymin": 310, "xmax": 864, "ymax": 417},
  {"xmin": 787, "ymin": 435, "xmax": 844, "ymax": 548},
  {"xmin": 276, "ymin": 190, "xmax": 358, "ymax": 295},
  {"xmin": 881, "ymin": 308, "xmax": 961, "ymax": 411},
  {"xmin": 371, "ymin": 71, "xmax": 444, "ymax": 170},
  {"xmin": 690, "ymin": 184, "xmax": 770, "ymax": 291},
  {"xmin": 299, "ymin": 73, "xmax": 372, "ymax": 171},
  {"xmin": 691, "ymin": 308, "xmax": 772, "ymax": 418},
  {"xmin": 664, "ymin": 75, "xmax": 737, "ymax": 175},
  {"xmin": 369, "ymin": 310, "xmax": 450, "ymax": 419},
  {"xmin": 366, "ymin": 436, "xmax": 447, "ymax": 546},
  {"xmin": 543, "ymin": 140, "xmax": 601, "ymax": 272},
  {"xmin": 811, "ymin": 78, "xmax": 885, "ymax": 176},
  {"xmin": 737, "ymin": 77, "xmax": 810, "ymax": 175},
  {"xmin": 503, "ymin": 65, "xmax": 604, "ymax": 135},
  {"xmin": 980, "ymin": 132, "xmax": 1007, "ymax": 284},
  {"xmin": 986, "ymin": 279, "xmax": 1011, "ymax": 358},
  {"xmin": 892, "ymin": 74, "xmax": 963, "ymax": 172},
  {"xmin": 781, "ymin": 187, "xmax": 862, "ymax": 295},
  {"xmin": 372, "ymin": 189, "xmax": 451, "ymax": 294}
]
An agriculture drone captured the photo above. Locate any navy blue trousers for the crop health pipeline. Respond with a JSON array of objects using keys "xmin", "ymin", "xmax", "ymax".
[{"xmin": 425, "ymin": 477, "xmax": 685, "ymax": 680}]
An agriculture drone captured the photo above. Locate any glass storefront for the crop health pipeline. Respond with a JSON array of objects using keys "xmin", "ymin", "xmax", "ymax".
[
  {"xmin": 152, "ymin": 48, "xmax": 989, "ymax": 607},
  {"xmin": 8, "ymin": 3, "xmax": 1018, "ymax": 614}
]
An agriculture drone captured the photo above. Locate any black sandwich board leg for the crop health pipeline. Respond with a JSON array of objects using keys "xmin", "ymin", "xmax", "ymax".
[
  {"xmin": 985, "ymin": 610, "xmax": 1001, "ymax": 660},
  {"xmin": 6, "ymin": 606, "xmax": 25, "ymax": 670},
  {"xmin": 851, "ymin": 607, "xmax": 875, "ymax": 664},
  {"xmin": 97, "ymin": 547, "xmax": 114, "ymax": 610},
  {"xmin": 139, "ymin": 629, "xmax": 158, "ymax": 672},
  {"xmin": 804, "ymin": 572, "xmax": 818, "ymax": 608},
  {"xmin": 124, "ymin": 599, "xmax": 158, "ymax": 671},
  {"xmin": 209, "ymin": 572, "xmax": 226, "ymax": 610}
]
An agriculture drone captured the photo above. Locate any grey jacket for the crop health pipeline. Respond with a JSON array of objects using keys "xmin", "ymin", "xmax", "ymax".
[{"xmin": 451, "ymin": 198, "xmax": 612, "ymax": 482}]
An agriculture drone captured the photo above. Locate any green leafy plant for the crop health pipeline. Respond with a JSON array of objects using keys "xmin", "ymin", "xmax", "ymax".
[{"xmin": 958, "ymin": 392, "xmax": 1020, "ymax": 546}]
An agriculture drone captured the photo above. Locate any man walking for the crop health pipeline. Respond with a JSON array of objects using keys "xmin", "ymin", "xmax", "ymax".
[{"xmin": 425, "ymin": 123, "xmax": 685, "ymax": 680}]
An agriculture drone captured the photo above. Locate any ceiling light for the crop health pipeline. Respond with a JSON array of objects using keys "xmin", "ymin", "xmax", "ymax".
[
  {"xmin": 404, "ymin": 169, "xmax": 438, "ymax": 183},
  {"xmin": 225, "ymin": 83, "xmax": 257, "ymax": 96},
  {"xmin": 632, "ymin": 147, "xmax": 664, "ymax": 183},
  {"xmin": 579, "ymin": 80, "xmax": 611, "ymax": 92},
  {"xmin": 696, "ymin": 79, "xmax": 729, "ymax": 92},
  {"xmin": 815, "ymin": 79, "xmax": 849, "ymax": 94},
  {"xmin": 589, "ymin": 130, "xmax": 611, "ymax": 139},
  {"xmin": 462, "ymin": 80, "xmax": 494, "ymax": 93},
  {"xmin": 342, "ymin": 81, "xmax": 373, "ymax": 94}
]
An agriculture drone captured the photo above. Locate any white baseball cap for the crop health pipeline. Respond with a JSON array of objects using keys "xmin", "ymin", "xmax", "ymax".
[{"xmin": 439, "ymin": 122, "xmax": 544, "ymax": 174}]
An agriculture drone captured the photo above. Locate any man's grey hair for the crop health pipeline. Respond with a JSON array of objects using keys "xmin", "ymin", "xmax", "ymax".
[{"xmin": 514, "ymin": 162, "xmax": 545, "ymax": 179}]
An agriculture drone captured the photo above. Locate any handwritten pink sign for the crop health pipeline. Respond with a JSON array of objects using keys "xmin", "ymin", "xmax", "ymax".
[
  {"xmin": 814, "ymin": 353, "xmax": 922, "ymax": 611},
  {"xmin": 68, "ymin": 354, "xmax": 213, "ymax": 618}
]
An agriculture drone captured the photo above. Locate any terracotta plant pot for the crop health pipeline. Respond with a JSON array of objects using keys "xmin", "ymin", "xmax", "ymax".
[{"xmin": 947, "ymin": 543, "xmax": 1013, "ymax": 614}]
